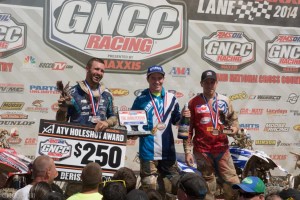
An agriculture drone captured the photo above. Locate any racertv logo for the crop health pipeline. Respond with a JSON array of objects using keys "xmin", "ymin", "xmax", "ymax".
[{"xmin": 44, "ymin": 0, "xmax": 187, "ymax": 74}]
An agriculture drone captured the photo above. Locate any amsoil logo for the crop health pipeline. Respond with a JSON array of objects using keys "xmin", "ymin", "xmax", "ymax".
[
  {"xmin": 109, "ymin": 88, "xmax": 129, "ymax": 97},
  {"xmin": 39, "ymin": 62, "xmax": 73, "ymax": 70},
  {"xmin": 0, "ymin": 62, "xmax": 13, "ymax": 72},
  {"xmin": 0, "ymin": 83, "xmax": 24, "ymax": 93},
  {"xmin": 202, "ymin": 31, "xmax": 255, "ymax": 71},
  {"xmin": 169, "ymin": 67, "xmax": 190, "ymax": 77},
  {"xmin": 44, "ymin": 0, "xmax": 187, "ymax": 74},
  {"xmin": 0, "ymin": 14, "xmax": 26, "ymax": 58},
  {"xmin": 266, "ymin": 34, "xmax": 300, "ymax": 73}
]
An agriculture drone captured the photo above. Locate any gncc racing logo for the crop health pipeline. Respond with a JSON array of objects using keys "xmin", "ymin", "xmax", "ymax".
[
  {"xmin": 44, "ymin": 0, "xmax": 187, "ymax": 74},
  {"xmin": 39, "ymin": 138, "xmax": 72, "ymax": 161},
  {"xmin": 266, "ymin": 34, "xmax": 300, "ymax": 73},
  {"xmin": 202, "ymin": 31, "xmax": 256, "ymax": 71},
  {"xmin": 0, "ymin": 14, "xmax": 26, "ymax": 58}
]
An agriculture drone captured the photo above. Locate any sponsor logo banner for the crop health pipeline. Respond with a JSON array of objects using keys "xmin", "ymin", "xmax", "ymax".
[
  {"xmin": 287, "ymin": 93, "xmax": 299, "ymax": 104},
  {"xmin": 266, "ymin": 34, "xmax": 300, "ymax": 73},
  {"xmin": 29, "ymin": 85, "xmax": 60, "ymax": 94},
  {"xmin": 0, "ymin": 102, "xmax": 24, "ymax": 110},
  {"xmin": 239, "ymin": 108, "xmax": 263, "ymax": 115},
  {"xmin": 277, "ymin": 140, "xmax": 300, "ymax": 147},
  {"xmin": 44, "ymin": 0, "xmax": 187, "ymax": 74},
  {"xmin": 39, "ymin": 62, "xmax": 73, "ymax": 70},
  {"xmin": 109, "ymin": 88, "xmax": 129, "ymax": 97},
  {"xmin": 0, "ymin": 62, "xmax": 13, "ymax": 72},
  {"xmin": 0, "ymin": 13, "xmax": 26, "ymax": 58},
  {"xmin": 25, "ymin": 100, "xmax": 49, "ymax": 113},
  {"xmin": 264, "ymin": 123, "xmax": 289, "ymax": 132},
  {"xmin": 169, "ymin": 67, "xmax": 190, "ymax": 77},
  {"xmin": 202, "ymin": 31, "xmax": 255, "ymax": 71},
  {"xmin": 290, "ymin": 110, "xmax": 300, "ymax": 116},
  {"xmin": 240, "ymin": 123, "xmax": 259, "ymax": 131},
  {"xmin": 229, "ymin": 91, "xmax": 248, "ymax": 101},
  {"xmin": 255, "ymin": 140, "xmax": 276, "ymax": 145},
  {"xmin": 0, "ymin": 112, "xmax": 28, "ymax": 119},
  {"xmin": 0, "ymin": 83, "xmax": 24, "ymax": 93},
  {"xmin": 266, "ymin": 109, "xmax": 287, "ymax": 115}
]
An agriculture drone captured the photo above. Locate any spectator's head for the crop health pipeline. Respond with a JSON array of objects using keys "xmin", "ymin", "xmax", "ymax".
[
  {"xmin": 176, "ymin": 172, "xmax": 207, "ymax": 200},
  {"xmin": 265, "ymin": 193, "xmax": 282, "ymax": 200},
  {"xmin": 126, "ymin": 189, "xmax": 149, "ymax": 200},
  {"xmin": 146, "ymin": 189, "xmax": 163, "ymax": 200},
  {"xmin": 29, "ymin": 181, "xmax": 52, "ymax": 200},
  {"xmin": 278, "ymin": 188, "xmax": 300, "ymax": 200},
  {"xmin": 81, "ymin": 162, "xmax": 102, "ymax": 191},
  {"xmin": 232, "ymin": 176, "xmax": 266, "ymax": 200},
  {"xmin": 102, "ymin": 181, "xmax": 127, "ymax": 200},
  {"xmin": 44, "ymin": 191, "xmax": 66, "ymax": 200},
  {"xmin": 112, "ymin": 167, "xmax": 137, "ymax": 193},
  {"xmin": 32, "ymin": 155, "xmax": 58, "ymax": 184}
]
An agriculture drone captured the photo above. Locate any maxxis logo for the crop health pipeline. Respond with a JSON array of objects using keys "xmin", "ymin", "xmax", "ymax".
[
  {"xmin": 0, "ymin": 13, "xmax": 27, "ymax": 58},
  {"xmin": 43, "ymin": 0, "xmax": 187, "ymax": 74},
  {"xmin": 202, "ymin": 30, "xmax": 256, "ymax": 71}
]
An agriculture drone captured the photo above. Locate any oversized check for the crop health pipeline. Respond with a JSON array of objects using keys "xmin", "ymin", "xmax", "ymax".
[{"xmin": 36, "ymin": 119, "xmax": 127, "ymax": 181}]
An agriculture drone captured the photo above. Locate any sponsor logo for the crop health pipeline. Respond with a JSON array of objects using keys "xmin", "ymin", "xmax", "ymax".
[
  {"xmin": 255, "ymin": 140, "xmax": 276, "ymax": 145},
  {"xmin": 134, "ymin": 89, "xmax": 144, "ymax": 97},
  {"xmin": 25, "ymin": 100, "xmax": 49, "ymax": 113},
  {"xmin": 22, "ymin": 56, "xmax": 37, "ymax": 70},
  {"xmin": 118, "ymin": 105, "xmax": 130, "ymax": 111},
  {"xmin": 239, "ymin": 108, "xmax": 263, "ymax": 115},
  {"xmin": 169, "ymin": 67, "xmax": 190, "ymax": 77},
  {"xmin": 39, "ymin": 62, "xmax": 73, "ymax": 70},
  {"xmin": 266, "ymin": 109, "xmax": 287, "ymax": 115},
  {"xmin": 287, "ymin": 93, "xmax": 299, "ymax": 104},
  {"xmin": 39, "ymin": 138, "xmax": 72, "ymax": 161},
  {"xmin": 200, "ymin": 117, "xmax": 211, "ymax": 124},
  {"xmin": 269, "ymin": 154, "xmax": 288, "ymax": 160},
  {"xmin": 109, "ymin": 88, "xmax": 129, "ymax": 97},
  {"xmin": 229, "ymin": 91, "xmax": 248, "ymax": 101},
  {"xmin": 256, "ymin": 95, "xmax": 281, "ymax": 101},
  {"xmin": 0, "ymin": 13, "xmax": 26, "ymax": 58},
  {"xmin": 29, "ymin": 85, "xmax": 60, "ymax": 94},
  {"xmin": 196, "ymin": 105, "xmax": 209, "ymax": 113},
  {"xmin": 264, "ymin": 123, "xmax": 289, "ymax": 132},
  {"xmin": 202, "ymin": 31, "xmax": 255, "ymax": 71},
  {"xmin": 240, "ymin": 124, "xmax": 259, "ymax": 131},
  {"xmin": 0, "ymin": 112, "xmax": 28, "ymax": 119},
  {"xmin": 290, "ymin": 110, "xmax": 300, "ymax": 116},
  {"xmin": 277, "ymin": 140, "xmax": 300, "ymax": 147},
  {"xmin": 24, "ymin": 138, "xmax": 37, "ymax": 145},
  {"xmin": 0, "ymin": 62, "xmax": 13, "ymax": 72},
  {"xmin": 0, "ymin": 83, "xmax": 24, "ymax": 93},
  {"xmin": 168, "ymin": 90, "xmax": 184, "ymax": 98},
  {"xmin": 44, "ymin": 0, "xmax": 187, "ymax": 74},
  {"xmin": 0, "ymin": 121, "xmax": 35, "ymax": 126},
  {"xmin": 51, "ymin": 102, "xmax": 59, "ymax": 112},
  {"xmin": 293, "ymin": 124, "xmax": 300, "ymax": 131},
  {"xmin": 7, "ymin": 127, "xmax": 22, "ymax": 145},
  {"xmin": 266, "ymin": 34, "xmax": 300, "ymax": 73},
  {"xmin": 0, "ymin": 102, "xmax": 24, "ymax": 110}
]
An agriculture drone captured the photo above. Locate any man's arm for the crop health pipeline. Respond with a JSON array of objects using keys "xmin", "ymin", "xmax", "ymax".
[
  {"xmin": 184, "ymin": 102, "xmax": 194, "ymax": 166},
  {"xmin": 227, "ymin": 99, "xmax": 239, "ymax": 134}
]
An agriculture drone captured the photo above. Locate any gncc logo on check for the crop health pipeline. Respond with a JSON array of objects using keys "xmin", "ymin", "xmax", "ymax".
[{"xmin": 44, "ymin": 0, "xmax": 187, "ymax": 74}]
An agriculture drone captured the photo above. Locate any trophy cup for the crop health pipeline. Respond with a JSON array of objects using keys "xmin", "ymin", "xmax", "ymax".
[
  {"xmin": 219, "ymin": 111, "xmax": 234, "ymax": 135},
  {"xmin": 56, "ymin": 81, "xmax": 72, "ymax": 107}
]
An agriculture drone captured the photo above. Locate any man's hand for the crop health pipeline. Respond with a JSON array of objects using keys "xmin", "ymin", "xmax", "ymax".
[
  {"xmin": 181, "ymin": 108, "xmax": 191, "ymax": 118},
  {"xmin": 230, "ymin": 126, "xmax": 239, "ymax": 135},
  {"xmin": 127, "ymin": 135, "xmax": 139, "ymax": 140},
  {"xmin": 57, "ymin": 95, "xmax": 71, "ymax": 111},
  {"xmin": 185, "ymin": 153, "xmax": 194, "ymax": 167},
  {"xmin": 95, "ymin": 121, "xmax": 109, "ymax": 132}
]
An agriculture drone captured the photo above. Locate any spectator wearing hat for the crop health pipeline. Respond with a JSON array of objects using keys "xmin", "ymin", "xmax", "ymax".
[
  {"xmin": 130, "ymin": 65, "xmax": 190, "ymax": 196},
  {"xmin": 67, "ymin": 162, "xmax": 102, "ymax": 200},
  {"xmin": 126, "ymin": 189, "xmax": 149, "ymax": 200},
  {"xmin": 232, "ymin": 176, "xmax": 266, "ymax": 200},
  {"xmin": 183, "ymin": 69, "xmax": 240, "ymax": 199},
  {"xmin": 102, "ymin": 181, "xmax": 127, "ymax": 200},
  {"xmin": 175, "ymin": 172, "xmax": 207, "ymax": 200},
  {"xmin": 278, "ymin": 188, "xmax": 300, "ymax": 200}
]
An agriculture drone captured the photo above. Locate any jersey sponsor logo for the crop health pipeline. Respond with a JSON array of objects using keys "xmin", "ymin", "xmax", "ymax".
[
  {"xmin": 266, "ymin": 34, "xmax": 300, "ymax": 73},
  {"xmin": 214, "ymin": 99, "xmax": 228, "ymax": 114},
  {"xmin": 202, "ymin": 31, "xmax": 256, "ymax": 71},
  {"xmin": 0, "ymin": 13, "xmax": 26, "ymax": 58},
  {"xmin": 44, "ymin": 0, "xmax": 187, "ymax": 74},
  {"xmin": 196, "ymin": 105, "xmax": 209, "ymax": 113},
  {"xmin": 200, "ymin": 117, "xmax": 211, "ymax": 124}
]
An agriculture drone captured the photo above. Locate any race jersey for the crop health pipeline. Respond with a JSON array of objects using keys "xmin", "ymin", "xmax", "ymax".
[
  {"xmin": 188, "ymin": 93, "xmax": 239, "ymax": 153},
  {"xmin": 67, "ymin": 81, "xmax": 116, "ymax": 126},
  {"xmin": 131, "ymin": 87, "xmax": 181, "ymax": 161}
]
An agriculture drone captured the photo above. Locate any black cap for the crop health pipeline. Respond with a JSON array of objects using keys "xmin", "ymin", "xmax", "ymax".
[
  {"xmin": 201, "ymin": 70, "xmax": 217, "ymax": 82},
  {"xmin": 279, "ymin": 188, "xmax": 300, "ymax": 200},
  {"xmin": 179, "ymin": 172, "xmax": 207, "ymax": 199}
]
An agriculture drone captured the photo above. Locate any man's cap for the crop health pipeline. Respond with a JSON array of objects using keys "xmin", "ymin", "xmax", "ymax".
[
  {"xmin": 279, "ymin": 188, "xmax": 300, "ymax": 200},
  {"xmin": 126, "ymin": 189, "xmax": 149, "ymax": 200},
  {"xmin": 147, "ymin": 65, "xmax": 165, "ymax": 76},
  {"xmin": 179, "ymin": 172, "xmax": 207, "ymax": 199},
  {"xmin": 232, "ymin": 176, "xmax": 265, "ymax": 193},
  {"xmin": 201, "ymin": 70, "xmax": 217, "ymax": 82}
]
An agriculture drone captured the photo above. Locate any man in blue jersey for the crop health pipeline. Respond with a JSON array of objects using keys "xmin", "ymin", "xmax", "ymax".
[
  {"xmin": 56, "ymin": 57, "xmax": 117, "ymax": 131},
  {"xmin": 131, "ymin": 65, "xmax": 190, "ymax": 197}
]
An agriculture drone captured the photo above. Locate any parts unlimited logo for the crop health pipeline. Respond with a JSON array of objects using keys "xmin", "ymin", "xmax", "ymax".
[
  {"xmin": 44, "ymin": 0, "xmax": 187, "ymax": 74},
  {"xmin": 266, "ymin": 34, "xmax": 300, "ymax": 73},
  {"xmin": 0, "ymin": 13, "xmax": 26, "ymax": 58},
  {"xmin": 202, "ymin": 30, "xmax": 256, "ymax": 71}
]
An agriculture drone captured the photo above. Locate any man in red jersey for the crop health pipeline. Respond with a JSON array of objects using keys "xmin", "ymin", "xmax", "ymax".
[{"xmin": 183, "ymin": 70, "xmax": 240, "ymax": 200}]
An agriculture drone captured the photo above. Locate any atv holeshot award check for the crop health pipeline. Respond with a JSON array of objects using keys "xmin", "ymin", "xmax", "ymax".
[{"xmin": 36, "ymin": 119, "xmax": 127, "ymax": 181}]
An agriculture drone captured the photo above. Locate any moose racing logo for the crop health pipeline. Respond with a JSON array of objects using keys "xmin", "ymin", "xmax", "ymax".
[
  {"xmin": 202, "ymin": 31, "xmax": 256, "ymax": 71},
  {"xmin": 266, "ymin": 34, "xmax": 300, "ymax": 73},
  {"xmin": 0, "ymin": 13, "xmax": 26, "ymax": 58},
  {"xmin": 44, "ymin": 0, "xmax": 187, "ymax": 74}
]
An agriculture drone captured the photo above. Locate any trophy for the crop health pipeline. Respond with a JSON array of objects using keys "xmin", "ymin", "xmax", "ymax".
[
  {"xmin": 56, "ymin": 81, "xmax": 72, "ymax": 107},
  {"xmin": 219, "ymin": 111, "xmax": 234, "ymax": 135}
]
